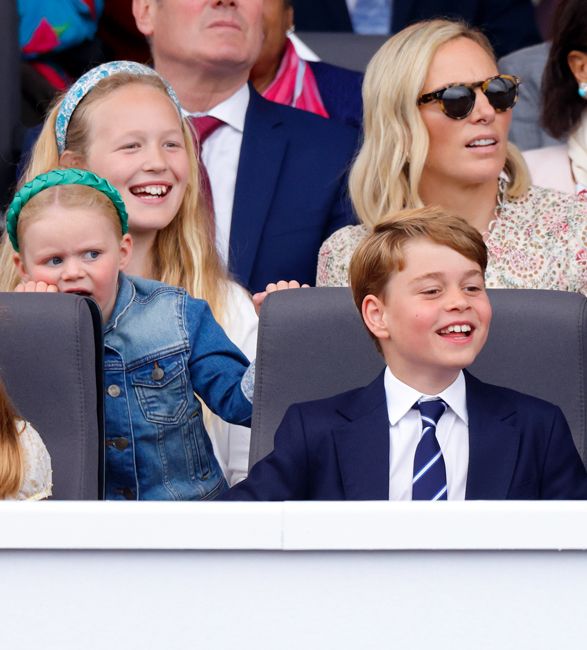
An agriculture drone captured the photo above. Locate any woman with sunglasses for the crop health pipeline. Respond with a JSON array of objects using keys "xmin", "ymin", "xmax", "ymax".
[{"xmin": 317, "ymin": 19, "xmax": 587, "ymax": 295}]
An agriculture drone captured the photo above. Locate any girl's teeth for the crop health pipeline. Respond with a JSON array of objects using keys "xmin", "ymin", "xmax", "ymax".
[
  {"xmin": 134, "ymin": 185, "xmax": 168, "ymax": 196},
  {"xmin": 440, "ymin": 324, "xmax": 472, "ymax": 334}
]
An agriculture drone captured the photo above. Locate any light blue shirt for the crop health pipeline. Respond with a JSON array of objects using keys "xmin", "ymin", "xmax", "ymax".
[{"xmin": 347, "ymin": 0, "xmax": 392, "ymax": 35}]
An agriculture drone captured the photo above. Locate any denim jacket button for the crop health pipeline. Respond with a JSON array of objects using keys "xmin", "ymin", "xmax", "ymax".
[
  {"xmin": 107, "ymin": 384, "xmax": 121, "ymax": 398},
  {"xmin": 113, "ymin": 437, "xmax": 129, "ymax": 451},
  {"xmin": 117, "ymin": 487, "xmax": 135, "ymax": 500},
  {"xmin": 151, "ymin": 365, "xmax": 165, "ymax": 381}
]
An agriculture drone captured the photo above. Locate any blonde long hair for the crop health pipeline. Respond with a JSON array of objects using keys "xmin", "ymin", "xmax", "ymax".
[
  {"xmin": 349, "ymin": 19, "xmax": 530, "ymax": 229},
  {"xmin": 0, "ymin": 73, "xmax": 229, "ymax": 321},
  {"xmin": 0, "ymin": 379, "xmax": 23, "ymax": 499}
]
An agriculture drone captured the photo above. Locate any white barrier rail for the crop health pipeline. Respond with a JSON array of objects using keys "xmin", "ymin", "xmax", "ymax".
[
  {"xmin": 2, "ymin": 502, "xmax": 586, "ymax": 650},
  {"xmin": 2, "ymin": 500, "xmax": 587, "ymax": 549}
]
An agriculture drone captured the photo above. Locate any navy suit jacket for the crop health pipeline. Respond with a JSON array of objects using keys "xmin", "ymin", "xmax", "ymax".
[
  {"xmin": 222, "ymin": 371, "xmax": 587, "ymax": 500},
  {"xmin": 292, "ymin": 0, "xmax": 541, "ymax": 58},
  {"xmin": 309, "ymin": 61, "xmax": 363, "ymax": 130},
  {"xmin": 228, "ymin": 89, "xmax": 358, "ymax": 293}
]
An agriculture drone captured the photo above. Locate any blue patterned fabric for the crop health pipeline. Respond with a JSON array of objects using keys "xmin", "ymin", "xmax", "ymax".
[
  {"xmin": 350, "ymin": 0, "xmax": 391, "ymax": 35},
  {"xmin": 55, "ymin": 60, "xmax": 182, "ymax": 153},
  {"xmin": 19, "ymin": 0, "xmax": 104, "ymax": 55},
  {"xmin": 412, "ymin": 398, "xmax": 448, "ymax": 501}
]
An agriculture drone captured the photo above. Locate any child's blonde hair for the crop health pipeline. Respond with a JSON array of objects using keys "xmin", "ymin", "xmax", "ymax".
[
  {"xmin": 16, "ymin": 184, "xmax": 124, "ymax": 250},
  {"xmin": 0, "ymin": 72, "xmax": 230, "ymax": 321},
  {"xmin": 0, "ymin": 379, "xmax": 23, "ymax": 499}
]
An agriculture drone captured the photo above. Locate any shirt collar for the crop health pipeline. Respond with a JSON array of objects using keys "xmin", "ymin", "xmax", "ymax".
[
  {"xmin": 182, "ymin": 83, "xmax": 249, "ymax": 133},
  {"xmin": 104, "ymin": 272, "xmax": 135, "ymax": 334},
  {"xmin": 384, "ymin": 366, "xmax": 468, "ymax": 425}
]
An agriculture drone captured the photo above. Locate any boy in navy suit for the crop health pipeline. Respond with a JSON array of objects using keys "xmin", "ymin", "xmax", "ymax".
[{"xmin": 223, "ymin": 207, "xmax": 587, "ymax": 500}]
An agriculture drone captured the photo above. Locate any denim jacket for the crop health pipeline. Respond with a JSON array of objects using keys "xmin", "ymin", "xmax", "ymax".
[{"xmin": 103, "ymin": 274, "xmax": 253, "ymax": 500}]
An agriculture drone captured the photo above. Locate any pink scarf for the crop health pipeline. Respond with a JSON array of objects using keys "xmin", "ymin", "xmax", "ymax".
[{"xmin": 263, "ymin": 39, "xmax": 329, "ymax": 119}]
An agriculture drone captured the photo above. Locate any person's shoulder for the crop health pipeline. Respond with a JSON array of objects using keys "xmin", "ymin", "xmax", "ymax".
[
  {"xmin": 249, "ymin": 89, "xmax": 357, "ymax": 139},
  {"xmin": 321, "ymin": 224, "xmax": 369, "ymax": 253},
  {"xmin": 523, "ymin": 145, "xmax": 568, "ymax": 165},
  {"xmin": 466, "ymin": 372, "xmax": 564, "ymax": 417},
  {"xmin": 522, "ymin": 147, "xmax": 574, "ymax": 194},
  {"xmin": 125, "ymin": 274, "xmax": 209, "ymax": 310},
  {"xmin": 326, "ymin": 223, "xmax": 368, "ymax": 243},
  {"xmin": 317, "ymin": 224, "xmax": 369, "ymax": 286},
  {"xmin": 498, "ymin": 41, "xmax": 550, "ymax": 70},
  {"xmin": 127, "ymin": 274, "xmax": 187, "ymax": 298},
  {"xmin": 287, "ymin": 376, "xmax": 381, "ymax": 421},
  {"xmin": 16, "ymin": 420, "xmax": 52, "ymax": 501},
  {"xmin": 510, "ymin": 184, "xmax": 586, "ymax": 214},
  {"xmin": 309, "ymin": 60, "xmax": 364, "ymax": 85}
]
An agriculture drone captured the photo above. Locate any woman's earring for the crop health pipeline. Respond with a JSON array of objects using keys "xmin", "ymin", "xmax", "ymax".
[
  {"xmin": 579, "ymin": 81, "xmax": 587, "ymax": 99},
  {"xmin": 286, "ymin": 24, "xmax": 295, "ymax": 37}
]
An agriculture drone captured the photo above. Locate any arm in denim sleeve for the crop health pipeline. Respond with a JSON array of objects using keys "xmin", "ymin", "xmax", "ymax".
[{"xmin": 185, "ymin": 296, "xmax": 253, "ymax": 427}]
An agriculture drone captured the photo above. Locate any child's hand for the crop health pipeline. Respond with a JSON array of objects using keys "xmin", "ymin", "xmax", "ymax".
[
  {"xmin": 253, "ymin": 280, "xmax": 310, "ymax": 315},
  {"xmin": 14, "ymin": 280, "xmax": 59, "ymax": 293}
]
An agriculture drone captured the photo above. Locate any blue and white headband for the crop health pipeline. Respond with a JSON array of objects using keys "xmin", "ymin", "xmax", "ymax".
[{"xmin": 55, "ymin": 60, "xmax": 183, "ymax": 154}]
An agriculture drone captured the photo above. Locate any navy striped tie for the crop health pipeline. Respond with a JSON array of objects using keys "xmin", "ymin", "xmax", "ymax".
[{"xmin": 412, "ymin": 398, "xmax": 448, "ymax": 501}]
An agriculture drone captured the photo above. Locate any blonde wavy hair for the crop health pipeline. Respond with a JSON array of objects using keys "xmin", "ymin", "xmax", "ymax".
[
  {"xmin": 0, "ymin": 73, "xmax": 229, "ymax": 322},
  {"xmin": 0, "ymin": 379, "xmax": 23, "ymax": 499},
  {"xmin": 349, "ymin": 19, "xmax": 530, "ymax": 229}
]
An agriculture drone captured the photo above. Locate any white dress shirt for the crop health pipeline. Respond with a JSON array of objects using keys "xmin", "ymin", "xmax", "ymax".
[
  {"xmin": 184, "ymin": 84, "xmax": 249, "ymax": 265},
  {"xmin": 384, "ymin": 367, "xmax": 469, "ymax": 500}
]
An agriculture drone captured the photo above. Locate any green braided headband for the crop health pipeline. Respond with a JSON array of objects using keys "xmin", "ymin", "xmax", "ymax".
[{"xmin": 6, "ymin": 168, "xmax": 129, "ymax": 252}]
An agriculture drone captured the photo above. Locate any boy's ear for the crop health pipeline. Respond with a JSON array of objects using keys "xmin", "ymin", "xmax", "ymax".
[
  {"xmin": 59, "ymin": 149, "xmax": 85, "ymax": 169},
  {"xmin": 118, "ymin": 234, "xmax": 133, "ymax": 271},
  {"xmin": 361, "ymin": 294, "xmax": 391, "ymax": 342},
  {"xmin": 12, "ymin": 253, "xmax": 31, "ymax": 281}
]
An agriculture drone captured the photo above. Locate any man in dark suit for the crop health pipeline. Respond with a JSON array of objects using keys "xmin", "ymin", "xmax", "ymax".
[
  {"xmin": 223, "ymin": 210, "xmax": 587, "ymax": 500},
  {"xmin": 292, "ymin": 0, "xmax": 541, "ymax": 58},
  {"xmin": 133, "ymin": 0, "xmax": 358, "ymax": 293}
]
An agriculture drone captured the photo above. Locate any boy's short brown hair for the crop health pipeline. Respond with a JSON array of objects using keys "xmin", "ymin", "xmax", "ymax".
[{"xmin": 350, "ymin": 205, "xmax": 488, "ymax": 313}]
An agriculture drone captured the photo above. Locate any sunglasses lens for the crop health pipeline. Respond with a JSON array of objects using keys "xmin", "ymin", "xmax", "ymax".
[
  {"xmin": 485, "ymin": 76, "xmax": 518, "ymax": 112},
  {"xmin": 440, "ymin": 86, "xmax": 475, "ymax": 119}
]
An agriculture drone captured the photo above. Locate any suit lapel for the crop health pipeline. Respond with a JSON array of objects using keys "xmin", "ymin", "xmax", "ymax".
[
  {"xmin": 464, "ymin": 372, "xmax": 521, "ymax": 499},
  {"xmin": 332, "ymin": 372, "xmax": 390, "ymax": 499},
  {"xmin": 229, "ymin": 89, "xmax": 288, "ymax": 288}
]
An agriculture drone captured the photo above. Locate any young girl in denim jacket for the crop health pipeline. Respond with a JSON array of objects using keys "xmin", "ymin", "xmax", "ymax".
[
  {"xmin": 8, "ymin": 169, "xmax": 254, "ymax": 500},
  {"xmin": 0, "ymin": 61, "xmax": 257, "ymax": 486}
]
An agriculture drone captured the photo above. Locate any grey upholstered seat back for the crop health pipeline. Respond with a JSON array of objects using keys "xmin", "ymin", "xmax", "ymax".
[
  {"xmin": 297, "ymin": 32, "xmax": 387, "ymax": 71},
  {"xmin": 0, "ymin": 293, "xmax": 103, "ymax": 499},
  {"xmin": 250, "ymin": 288, "xmax": 587, "ymax": 469}
]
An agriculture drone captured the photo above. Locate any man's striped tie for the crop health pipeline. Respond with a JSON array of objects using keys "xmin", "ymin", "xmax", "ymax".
[{"xmin": 412, "ymin": 398, "xmax": 448, "ymax": 501}]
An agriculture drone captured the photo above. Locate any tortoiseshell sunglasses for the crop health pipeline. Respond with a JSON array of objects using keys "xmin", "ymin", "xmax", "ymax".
[{"xmin": 417, "ymin": 74, "xmax": 521, "ymax": 120}]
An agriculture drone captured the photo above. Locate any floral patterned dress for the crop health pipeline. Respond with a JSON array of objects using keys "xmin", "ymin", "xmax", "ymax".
[
  {"xmin": 316, "ymin": 186, "xmax": 587, "ymax": 295},
  {"xmin": 3, "ymin": 421, "xmax": 52, "ymax": 501}
]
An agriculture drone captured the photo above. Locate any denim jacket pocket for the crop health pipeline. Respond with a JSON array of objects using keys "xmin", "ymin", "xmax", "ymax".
[{"xmin": 131, "ymin": 354, "xmax": 189, "ymax": 424}]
